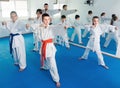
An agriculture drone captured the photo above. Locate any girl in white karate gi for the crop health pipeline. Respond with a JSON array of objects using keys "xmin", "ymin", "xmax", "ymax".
[
  {"xmin": 2, "ymin": 11, "xmax": 27, "ymax": 71},
  {"xmin": 71, "ymin": 15, "xmax": 84, "ymax": 44},
  {"xmin": 104, "ymin": 16, "xmax": 119, "ymax": 48},
  {"xmin": 80, "ymin": 16, "xmax": 116, "ymax": 69},
  {"xmin": 37, "ymin": 13, "xmax": 60, "ymax": 88}
]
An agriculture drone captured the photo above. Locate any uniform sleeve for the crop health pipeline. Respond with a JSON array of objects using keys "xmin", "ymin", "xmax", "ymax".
[
  {"xmin": 50, "ymin": 9, "xmax": 60, "ymax": 15},
  {"xmin": 100, "ymin": 24, "xmax": 116, "ymax": 33},
  {"xmin": 84, "ymin": 24, "xmax": 92, "ymax": 31},
  {"xmin": 31, "ymin": 23, "xmax": 39, "ymax": 30},
  {"xmin": 37, "ymin": 28, "xmax": 42, "ymax": 41},
  {"xmin": 52, "ymin": 25, "xmax": 66, "ymax": 36},
  {"xmin": 61, "ymin": 10, "xmax": 77, "ymax": 16},
  {"xmin": 6, "ymin": 21, "xmax": 11, "ymax": 32},
  {"xmin": 18, "ymin": 21, "xmax": 28, "ymax": 33},
  {"xmin": 66, "ymin": 10, "xmax": 77, "ymax": 15}
]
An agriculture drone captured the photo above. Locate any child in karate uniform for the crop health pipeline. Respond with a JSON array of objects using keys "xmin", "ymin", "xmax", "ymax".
[
  {"xmin": 100, "ymin": 12, "xmax": 108, "ymax": 37},
  {"xmin": 104, "ymin": 15, "xmax": 119, "ymax": 48},
  {"xmin": 28, "ymin": 9, "xmax": 42, "ymax": 52},
  {"xmin": 61, "ymin": 5, "xmax": 77, "ymax": 25},
  {"xmin": 61, "ymin": 5, "xmax": 77, "ymax": 17},
  {"xmin": 42, "ymin": 3, "xmax": 61, "ymax": 24},
  {"xmin": 82, "ymin": 10, "xmax": 93, "ymax": 38},
  {"xmin": 55, "ymin": 15, "xmax": 71, "ymax": 48},
  {"xmin": 2, "ymin": 11, "xmax": 27, "ymax": 71},
  {"xmin": 79, "ymin": 16, "xmax": 117, "ymax": 69},
  {"xmin": 38, "ymin": 13, "xmax": 60, "ymax": 88},
  {"xmin": 71, "ymin": 15, "xmax": 84, "ymax": 44}
]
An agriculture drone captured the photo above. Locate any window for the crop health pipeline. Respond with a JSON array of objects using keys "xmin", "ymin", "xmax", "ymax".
[{"xmin": 0, "ymin": 0, "xmax": 28, "ymax": 18}]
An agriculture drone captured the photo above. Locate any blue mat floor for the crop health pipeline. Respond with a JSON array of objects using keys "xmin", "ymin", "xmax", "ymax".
[{"xmin": 0, "ymin": 29, "xmax": 120, "ymax": 88}]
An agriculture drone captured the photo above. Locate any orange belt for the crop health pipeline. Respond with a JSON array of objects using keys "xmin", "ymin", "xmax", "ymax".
[{"xmin": 41, "ymin": 39, "xmax": 53, "ymax": 66}]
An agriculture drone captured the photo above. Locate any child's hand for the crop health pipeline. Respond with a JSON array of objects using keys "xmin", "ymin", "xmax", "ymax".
[
  {"xmin": 28, "ymin": 18, "xmax": 34, "ymax": 21},
  {"xmin": 115, "ymin": 27, "xmax": 118, "ymax": 30},
  {"xmin": 58, "ymin": 9, "xmax": 61, "ymax": 11},
  {"xmin": 72, "ymin": 26, "xmax": 74, "ymax": 28},
  {"xmin": 2, "ymin": 21, "xmax": 7, "ymax": 26},
  {"xmin": 26, "ymin": 24, "xmax": 30, "ymax": 29},
  {"xmin": 64, "ymin": 25, "xmax": 68, "ymax": 29}
]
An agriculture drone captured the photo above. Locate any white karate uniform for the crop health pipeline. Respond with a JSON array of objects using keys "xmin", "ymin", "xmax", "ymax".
[
  {"xmin": 100, "ymin": 16, "xmax": 111, "ymax": 37},
  {"xmin": 31, "ymin": 17, "xmax": 42, "ymax": 51},
  {"xmin": 55, "ymin": 20, "xmax": 71, "ymax": 48},
  {"xmin": 116, "ymin": 38, "xmax": 120, "ymax": 58},
  {"xmin": 81, "ymin": 24, "xmax": 115, "ymax": 66},
  {"xmin": 61, "ymin": 9, "xmax": 77, "ymax": 16},
  {"xmin": 42, "ymin": 9, "xmax": 60, "ymax": 23},
  {"xmin": 112, "ymin": 21, "xmax": 120, "ymax": 57},
  {"xmin": 71, "ymin": 19, "xmax": 84, "ymax": 44},
  {"xmin": 61, "ymin": 9, "xmax": 77, "ymax": 25},
  {"xmin": 37, "ymin": 25, "xmax": 60, "ymax": 82},
  {"xmin": 100, "ymin": 16, "xmax": 109, "ymax": 24},
  {"xmin": 5, "ymin": 20, "xmax": 27, "ymax": 69},
  {"xmin": 104, "ymin": 21, "xmax": 119, "ymax": 48},
  {"xmin": 82, "ymin": 15, "xmax": 93, "ymax": 38}
]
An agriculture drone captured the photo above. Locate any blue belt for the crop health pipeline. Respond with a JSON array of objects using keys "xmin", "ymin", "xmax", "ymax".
[{"xmin": 9, "ymin": 33, "xmax": 20, "ymax": 54}]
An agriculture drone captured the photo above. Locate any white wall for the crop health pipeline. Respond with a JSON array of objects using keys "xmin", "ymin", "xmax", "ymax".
[{"xmin": 92, "ymin": 0, "xmax": 120, "ymax": 18}]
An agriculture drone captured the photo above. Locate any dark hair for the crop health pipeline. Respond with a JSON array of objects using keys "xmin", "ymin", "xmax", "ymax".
[
  {"xmin": 92, "ymin": 16, "xmax": 99, "ymax": 19},
  {"xmin": 92, "ymin": 16, "xmax": 99, "ymax": 25},
  {"xmin": 75, "ymin": 15, "xmax": 80, "ymax": 19},
  {"xmin": 42, "ymin": 13, "xmax": 50, "ymax": 21},
  {"xmin": 101, "ymin": 12, "xmax": 105, "ymax": 16},
  {"xmin": 44, "ymin": 3, "xmax": 48, "ymax": 6},
  {"xmin": 10, "ymin": 11, "xmax": 17, "ymax": 16},
  {"xmin": 36, "ymin": 9, "xmax": 42, "ymax": 14},
  {"xmin": 61, "ymin": 15, "xmax": 66, "ymax": 19},
  {"xmin": 63, "ymin": 5, "xmax": 67, "ymax": 9},
  {"xmin": 110, "ymin": 15, "xmax": 118, "ymax": 25},
  {"xmin": 112, "ymin": 14, "xmax": 116, "ymax": 18},
  {"xmin": 88, "ymin": 10, "xmax": 92, "ymax": 14}
]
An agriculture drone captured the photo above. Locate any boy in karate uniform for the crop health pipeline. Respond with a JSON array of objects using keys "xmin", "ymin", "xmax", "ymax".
[
  {"xmin": 28, "ymin": 9, "xmax": 43, "ymax": 52},
  {"xmin": 79, "ymin": 16, "xmax": 117, "ymax": 69},
  {"xmin": 71, "ymin": 15, "xmax": 84, "ymax": 44},
  {"xmin": 61, "ymin": 5, "xmax": 77, "ymax": 17},
  {"xmin": 2, "ymin": 11, "xmax": 27, "ymax": 71},
  {"xmin": 55, "ymin": 15, "xmax": 71, "ymax": 48},
  {"xmin": 100, "ymin": 12, "xmax": 110, "ymax": 37},
  {"xmin": 38, "ymin": 13, "xmax": 60, "ymax": 87},
  {"xmin": 61, "ymin": 5, "xmax": 77, "ymax": 25},
  {"xmin": 82, "ymin": 10, "xmax": 93, "ymax": 38},
  {"xmin": 42, "ymin": 3, "xmax": 61, "ymax": 24}
]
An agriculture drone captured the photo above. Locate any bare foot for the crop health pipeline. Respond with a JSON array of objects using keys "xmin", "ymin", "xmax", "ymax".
[
  {"xmin": 14, "ymin": 63, "xmax": 19, "ymax": 66},
  {"xmin": 79, "ymin": 42, "xmax": 83, "ymax": 44},
  {"xmin": 79, "ymin": 57, "xmax": 85, "ymax": 60},
  {"xmin": 56, "ymin": 82, "xmax": 60, "ymax": 88},
  {"xmin": 19, "ymin": 68, "xmax": 25, "ymax": 72},
  {"xmin": 40, "ymin": 67, "xmax": 45, "ymax": 70},
  {"xmin": 100, "ymin": 65, "xmax": 109, "ymax": 69},
  {"xmin": 40, "ymin": 67, "xmax": 48, "ymax": 71}
]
